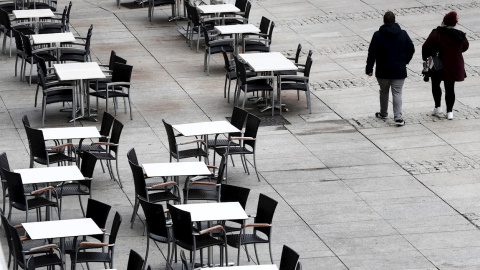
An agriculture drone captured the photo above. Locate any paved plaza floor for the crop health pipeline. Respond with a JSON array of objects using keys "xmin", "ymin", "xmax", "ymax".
[{"xmin": 2, "ymin": 0, "xmax": 480, "ymax": 269}]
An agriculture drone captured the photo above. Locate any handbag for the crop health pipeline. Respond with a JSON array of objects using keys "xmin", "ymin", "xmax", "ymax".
[{"xmin": 431, "ymin": 31, "xmax": 443, "ymax": 70}]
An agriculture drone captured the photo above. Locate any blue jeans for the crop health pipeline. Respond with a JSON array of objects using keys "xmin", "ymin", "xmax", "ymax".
[{"xmin": 377, "ymin": 78, "xmax": 405, "ymax": 120}]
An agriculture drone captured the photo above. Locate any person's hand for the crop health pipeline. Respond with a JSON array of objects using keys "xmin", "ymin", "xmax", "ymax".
[{"xmin": 368, "ymin": 73, "xmax": 373, "ymax": 76}]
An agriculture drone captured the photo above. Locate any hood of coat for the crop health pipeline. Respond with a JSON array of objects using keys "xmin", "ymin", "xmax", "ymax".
[
  {"xmin": 436, "ymin": 26, "xmax": 466, "ymax": 44},
  {"xmin": 379, "ymin": 23, "xmax": 402, "ymax": 39}
]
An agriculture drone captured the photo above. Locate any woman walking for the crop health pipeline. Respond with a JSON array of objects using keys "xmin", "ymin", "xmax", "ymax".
[{"xmin": 422, "ymin": 11, "xmax": 469, "ymax": 120}]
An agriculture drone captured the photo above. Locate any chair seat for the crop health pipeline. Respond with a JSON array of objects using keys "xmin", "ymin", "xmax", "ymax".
[
  {"xmin": 59, "ymin": 54, "xmax": 87, "ymax": 62},
  {"xmin": 12, "ymin": 197, "xmax": 57, "ymax": 211},
  {"xmin": 89, "ymin": 81, "xmax": 124, "ymax": 91},
  {"xmin": 207, "ymin": 138, "xmax": 240, "ymax": 148},
  {"xmin": 54, "ymin": 184, "xmax": 90, "ymax": 197},
  {"xmin": 34, "ymin": 153, "xmax": 75, "ymax": 165},
  {"xmin": 177, "ymin": 234, "xmax": 225, "ymax": 251},
  {"xmin": 89, "ymin": 90, "xmax": 129, "ymax": 99},
  {"xmin": 215, "ymin": 146, "xmax": 252, "ymax": 156},
  {"xmin": 244, "ymin": 44, "xmax": 270, "ymax": 52},
  {"xmin": 90, "ymin": 152, "xmax": 115, "ymax": 161},
  {"xmin": 12, "ymin": 26, "xmax": 35, "ymax": 36},
  {"xmin": 172, "ymin": 148, "xmax": 208, "ymax": 160},
  {"xmin": 72, "ymin": 251, "xmax": 111, "ymax": 263},
  {"xmin": 150, "ymin": 231, "xmax": 172, "ymax": 243},
  {"xmin": 45, "ymin": 90, "xmax": 73, "ymax": 104},
  {"xmin": 279, "ymin": 82, "xmax": 308, "ymax": 91},
  {"xmin": 139, "ymin": 190, "xmax": 179, "ymax": 203},
  {"xmin": 225, "ymin": 233, "xmax": 268, "ymax": 247},
  {"xmin": 240, "ymin": 82, "xmax": 273, "ymax": 93},
  {"xmin": 73, "ymin": 143, "xmax": 106, "ymax": 153},
  {"xmin": 152, "ymin": 0, "xmax": 175, "ymax": 5},
  {"xmin": 27, "ymin": 52, "xmax": 57, "ymax": 63},
  {"xmin": 183, "ymin": 186, "xmax": 218, "ymax": 201},
  {"xmin": 28, "ymin": 253, "xmax": 63, "ymax": 268}
]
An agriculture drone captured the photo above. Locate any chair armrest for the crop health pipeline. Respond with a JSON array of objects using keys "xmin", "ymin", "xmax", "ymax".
[
  {"xmin": 164, "ymin": 209, "xmax": 169, "ymax": 213},
  {"xmin": 49, "ymin": 143, "xmax": 73, "ymax": 150},
  {"xmin": 245, "ymin": 76, "xmax": 273, "ymax": 82},
  {"xmin": 206, "ymin": 165, "xmax": 217, "ymax": 169},
  {"xmin": 27, "ymin": 244, "xmax": 58, "ymax": 252},
  {"xmin": 14, "ymin": 224, "xmax": 23, "ymax": 229},
  {"xmin": 230, "ymin": 136, "xmax": 254, "ymax": 141},
  {"xmin": 31, "ymin": 186, "xmax": 55, "ymax": 195},
  {"xmin": 107, "ymin": 82, "xmax": 131, "ymax": 87},
  {"xmin": 189, "ymin": 181, "xmax": 216, "ymax": 186},
  {"xmin": 98, "ymin": 64, "xmax": 109, "ymax": 68},
  {"xmin": 32, "ymin": 47, "xmax": 58, "ymax": 54},
  {"xmin": 20, "ymin": 235, "xmax": 30, "ymax": 241},
  {"xmin": 242, "ymin": 223, "xmax": 270, "ymax": 229},
  {"xmin": 199, "ymin": 225, "xmax": 224, "ymax": 235},
  {"xmin": 43, "ymin": 86, "xmax": 75, "ymax": 93},
  {"xmin": 177, "ymin": 139, "xmax": 204, "ymax": 145},
  {"xmin": 150, "ymin": 181, "xmax": 177, "ymax": 188},
  {"xmin": 79, "ymin": 242, "xmax": 108, "ymax": 247},
  {"xmin": 91, "ymin": 142, "xmax": 115, "ymax": 146}
]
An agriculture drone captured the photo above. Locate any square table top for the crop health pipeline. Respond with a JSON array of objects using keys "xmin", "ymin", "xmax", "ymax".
[
  {"xmin": 13, "ymin": 9, "xmax": 54, "ymax": 19},
  {"xmin": 173, "ymin": 120, "xmax": 239, "ymax": 137},
  {"xmin": 197, "ymin": 4, "xmax": 239, "ymax": 14},
  {"xmin": 201, "ymin": 265, "xmax": 278, "ymax": 270},
  {"xmin": 41, "ymin": 126, "xmax": 101, "ymax": 140},
  {"xmin": 143, "ymin": 162, "xmax": 211, "ymax": 177},
  {"xmin": 32, "ymin": 32, "xmax": 76, "ymax": 45},
  {"xmin": 54, "ymin": 62, "xmax": 106, "ymax": 81},
  {"xmin": 239, "ymin": 52, "xmax": 298, "ymax": 73},
  {"xmin": 215, "ymin": 24, "xmax": 260, "ymax": 35},
  {"xmin": 15, "ymin": 166, "xmax": 84, "ymax": 185},
  {"xmin": 22, "ymin": 218, "xmax": 103, "ymax": 240},
  {"xmin": 174, "ymin": 202, "xmax": 248, "ymax": 222}
]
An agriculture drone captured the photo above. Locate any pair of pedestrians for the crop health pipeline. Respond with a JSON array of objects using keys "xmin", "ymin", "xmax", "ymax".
[{"xmin": 366, "ymin": 11, "xmax": 469, "ymax": 126}]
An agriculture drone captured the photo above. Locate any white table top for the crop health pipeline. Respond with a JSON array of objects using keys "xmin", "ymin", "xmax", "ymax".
[
  {"xmin": 239, "ymin": 52, "xmax": 298, "ymax": 73},
  {"xmin": 197, "ymin": 4, "xmax": 239, "ymax": 14},
  {"xmin": 13, "ymin": 9, "xmax": 54, "ymax": 19},
  {"xmin": 41, "ymin": 126, "xmax": 101, "ymax": 140},
  {"xmin": 32, "ymin": 32, "xmax": 76, "ymax": 45},
  {"xmin": 22, "ymin": 218, "xmax": 103, "ymax": 240},
  {"xmin": 143, "ymin": 162, "xmax": 211, "ymax": 177},
  {"xmin": 215, "ymin": 24, "xmax": 260, "ymax": 35},
  {"xmin": 15, "ymin": 166, "xmax": 84, "ymax": 185},
  {"xmin": 173, "ymin": 120, "xmax": 239, "ymax": 137},
  {"xmin": 201, "ymin": 265, "xmax": 278, "ymax": 270},
  {"xmin": 174, "ymin": 202, "xmax": 248, "ymax": 222},
  {"xmin": 54, "ymin": 62, "xmax": 106, "ymax": 81}
]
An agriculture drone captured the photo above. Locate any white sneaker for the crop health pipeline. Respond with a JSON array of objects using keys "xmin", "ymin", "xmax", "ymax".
[
  {"xmin": 447, "ymin": 112, "xmax": 453, "ymax": 120},
  {"xmin": 431, "ymin": 107, "xmax": 443, "ymax": 116}
]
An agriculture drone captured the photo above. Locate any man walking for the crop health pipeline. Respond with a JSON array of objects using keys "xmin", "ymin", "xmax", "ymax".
[{"xmin": 366, "ymin": 11, "xmax": 415, "ymax": 126}]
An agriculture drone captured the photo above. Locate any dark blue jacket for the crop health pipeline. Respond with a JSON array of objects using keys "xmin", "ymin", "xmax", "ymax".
[{"xmin": 366, "ymin": 23, "xmax": 415, "ymax": 79}]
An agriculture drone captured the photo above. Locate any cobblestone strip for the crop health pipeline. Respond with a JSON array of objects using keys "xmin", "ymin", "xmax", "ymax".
[
  {"xmin": 349, "ymin": 107, "xmax": 480, "ymax": 129},
  {"xmin": 401, "ymin": 156, "xmax": 480, "ymax": 175},
  {"xmin": 274, "ymin": 2, "xmax": 480, "ymax": 27}
]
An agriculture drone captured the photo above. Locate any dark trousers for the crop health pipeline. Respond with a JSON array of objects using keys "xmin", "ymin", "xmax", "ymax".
[{"xmin": 431, "ymin": 72, "xmax": 455, "ymax": 112}]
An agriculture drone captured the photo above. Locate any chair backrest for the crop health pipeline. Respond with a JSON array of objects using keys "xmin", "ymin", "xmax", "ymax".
[
  {"xmin": 84, "ymin": 25, "xmax": 93, "ymax": 54},
  {"xmin": 279, "ymin": 245, "xmax": 300, "ymax": 270},
  {"xmin": 108, "ymin": 212, "xmax": 122, "ymax": 249},
  {"xmin": 20, "ymin": 32, "xmax": 33, "ymax": 57},
  {"xmin": 127, "ymin": 249, "xmax": 145, "ymax": 270},
  {"xmin": 59, "ymin": 6, "xmax": 67, "ymax": 31},
  {"xmin": 243, "ymin": 113, "xmax": 260, "ymax": 148},
  {"xmin": 12, "ymin": 29, "xmax": 23, "ymax": 52},
  {"xmin": 307, "ymin": 49, "xmax": 313, "ymax": 58},
  {"xmin": 111, "ymin": 62, "xmax": 133, "ymax": 85},
  {"xmin": 35, "ymin": 55, "xmax": 48, "ymax": 82},
  {"xmin": 107, "ymin": 50, "xmax": 117, "ymax": 69},
  {"xmin": 24, "ymin": 125, "xmax": 47, "ymax": 161},
  {"xmin": 293, "ymin": 43, "xmax": 302, "ymax": 64},
  {"xmin": 80, "ymin": 151, "xmax": 97, "ymax": 179},
  {"xmin": 296, "ymin": 262, "xmax": 302, "ymax": 270},
  {"xmin": 220, "ymin": 184, "xmax": 250, "ymax": 209},
  {"xmin": 127, "ymin": 147, "xmax": 139, "ymax": 166},
  {"xmin": 22, "ymin": 115, "xmax": 30, "ymax": 128},
  {"xmin": 66, "ymin": 1, "xmax": 72, "ymax": 25},
  {"xmin": 234, "ymin": 0, "xmax": 247, "ymax": 12},
  {"xmin": 233, "ymin": 54, "xmax": 247, "ymax": 84},
  {"xmin": 129, "ymin": 160, "xmax": 147, "ymax": 199},
  {"xmin": 187, "ymin": 3, "xmax": 201, "ymax": 26},
  {"xmin": 259, "ymin": 16, "xmax": 270, "ymax": 35},
  {"xmin": 3, "ymin": 168, "xmax": 26, "ymax": 207},
  {"xmin": 254, "ymin": 193, "xmax": 277, "ymax": 236},
  {"xmin": 304, "ymin": 56, "xmax": 313, "ymax": 77},
  {"xmin": 0, "ymin": 9, "xmax": 11, "ymax": 30},
  {"xmin": 180, "ymin": 250, "xmax": 192, "ymax": 270},
  {"xmin": 243, "ymin": 1, "xmax": 252, "ymax": 20},
  {"xmin": 109, "ymin": 119, "xmax": 124, "ymax": 154},
  {"xmin": 36, "ymin": 58, "xmax": 48, "ymax": 90},
  {"xmin": 221, "ymin": 48, "xmax": 232, "ymax": 72},
  {"xmin": 201, "ymin": 24, "xmax": 211, "ymax": 47},
  {"xmin": 267, "ymin": 21, "xmax": 275, "ymax": 45},
  {"xmin": 6, "ymin": 217, "xmax": 26, "ymax": 265},
  {"xmin": 99, "ymin": 111, "xmax": 115, "ymax": 139},
  {"xmin": 139, "ymin": 198, "xmax": 169, "ymax": 239},
  {"xmin": 162, "ymin": 119, "xmax": 178, "ymax": 157},
  {"xmin": 230, "ymin": 106, "xmax": 248, "ymax": 132},
  {"xmin": 0, "ymin": 213, "xmax": 14, "ymax": 260},
  {"xmin": 0, "ymin": 152, "xmax": 11, "ymax": 180},
  {"xmin": 110, "ymin": 54, "xmax": 127, "ymax": 71},
  {"xmin": 168, "ymin": 203, "xmax": 194, "ymax": 246},
  {"xmin": 85, "ymin": 198, "xmax": 112, "ymax": 231}
]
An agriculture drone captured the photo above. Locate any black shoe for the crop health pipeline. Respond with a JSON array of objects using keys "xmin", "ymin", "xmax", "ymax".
[
  {"xmin": 395, "ymin": 119, "xmax": 405, "ymax": 126},
  {"xmin": 375, "ymin": 112, "xmax": 388, "ymax": 119}
]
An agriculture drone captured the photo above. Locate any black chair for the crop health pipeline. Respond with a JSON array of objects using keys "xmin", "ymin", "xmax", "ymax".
[
  {"xmin": 296, "ymin": 262, "xmax": 302, "ymax": 270},
  {"xmin": 127, "ymin": 249, "xmax": 145, "ymax": 270},
  {"xmin": 279, "ymin": 245, "xmax": 300, "ymax": 270},
  {"xmin": 219, "ymin": 184, "xmax": 250, "ymax": 233},
  {"xmin": 148, "ymin": 0, "xmax": 175, "ymax": 23},
  {"xmin": 54, "ymin": 151, "xmax": 98, "ymax": 217},
  {"xmin": 162, "ymin": 119, "xmax": 208, "ymax": 162},
  {"xmin": 11, "ymin": 29, "xmax": 27, "ymax": 78},
  {"xmin": 88, "ymin": 62, "xmax": 134, "ymax": 120},
  {"xmin": 70, "ymin": 211, "xmax": 122, "ymax": 270},
  {"xmin": 224, "ymin": 0, "xmax": 251, "ymax": 25},
  {"xmin": 21, "ymin": 33, "xmax": 57, "ymax": 85},
  {"xmin": 184, "ymin": 1, "xmax": 215, "ymax": 53},
  {"xmin": 38, "ymin": 5, "xmax": 67, "ymax": 34},
  {"xmin": 88, "ymin": 119, "xmax": 124, "ymax": 188},
  {"xmin": 0, "ymin": 8, "xmax": 34, "ymax": 57},
  {"xmin": 127, "ymin": 147, "xmax": 167, "ymax": 188},
  {"xmin": 129, "ymin": 159, "xmax": 180, "ymax": 229},
  {"xmin": 183, "ymin": 155, "xmax": 226, "ymax": 204},
  {"xmin": 59, "ymin": 24, "xmax": 93, "ymax": 62},
  {"xmin": 215, "ymin": 112, "xmax": 261, "ymax": 182},
  {"xmin": 180, "ymin": 250, "xmax": 191, "ymax": 270},
  {"xmin": 139, "ymin": 198, "xmax": 174, "ymax": 269},
  {"xmin": 233, "ymin": 55, "xmax": 274, "ymax": 115},
  {"xmin": 277, "ymin": 55, "xmax": 313, "ymax": 115},
  {"xmin": 36, "ymin": 56, "xmax": 76, "ymax": 127},
  {"xmin": 244, "ymin": 20, "xmax": 275, "ymax": 53},
  {"xmin": 24, "ymin": 125, "xmax": 75, "ymax": 168},
  {"xmin": 34, "ymin": 54, "xmax": 71, "ymax": 108},
  {"xmin": 73, "ymin": 111, "xmax": 115, "ymax": 155},
  {"xmin": 202, "ymin": 24, "xmax": 234, "ymax": 76},
  {"xmin": 6, "ymin": 217, "xmax": 64, "ymax": 270},
  {"xmin": 168, "ymin": 204, "xmax": 228, "ymax": 269},
  {"xmin": 221, "ymin": 49, "xmax": 257, "ymax": 103},
  {"xmin": 3, "ymin": 168, "xmax": 60, "ymax": 222},
  {"xmin": 225, "ymin": 193, "xmax": 278, "ymax": 265}
]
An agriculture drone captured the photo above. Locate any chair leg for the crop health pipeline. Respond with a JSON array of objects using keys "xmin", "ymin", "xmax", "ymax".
[
  {"xmin": 224, "ymin": 76, "xmax": 228, "ymax": 99},
  {"xmin": 35, "ymin": 84, "xmax": 40, "ymax": 107},
  {"xmin": 254, "ymin": 243, "xmax": 260, "ymax": 264},
  {"xmin": 115, "ymin": 158, "xmax": 122, "ymax": 188},
  {"xmin": 144, "ymin": 237, "xmax": 150, "ymax": 269},
  {"xmin": 15, "ymin": 55, "xmax": 18, "ymax": 76},
  {"xmin": 128, "ymin": 96, "xmax": 132, "ymax": 120},
  {"xmin": 207, "ymin": 53, "xmax": 210, "ymax": 76},
  {"xmin": 268, "ymin": 240, "xmax": 274, "ymax": 264},
  {"xmin": 78, "ymin": 195, "xmax": 85, "ymax": 217},
  {"xmin": 130, "ymin": 197, "xmax": 139, "ymax": 228}
]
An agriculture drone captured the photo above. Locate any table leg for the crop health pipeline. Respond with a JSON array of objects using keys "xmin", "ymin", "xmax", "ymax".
[
  {"xmin": 169, "ymin": 0, "xmax": 186, "ymax": 21},
  {"xmin": 69, "ymin": 79, "xmax": 97, "ymax": 122}
]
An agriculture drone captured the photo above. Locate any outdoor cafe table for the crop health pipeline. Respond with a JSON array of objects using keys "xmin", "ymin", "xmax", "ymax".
[
  {"xmin": 12, "ymin": 9, "xmax": 55, "ymax": 33},
  {"xmin": 143, "ymin": 161, "xmax": 211, "ymax": 184},
  {"xmin": 201, "ymin": 265, "xmax": 278, "ymax": 270},
  {"xmin": 215, "ymin": 24, "xmax": 260, "ymax": 53},
  {"xmin": 22, "ymin": 218, "xmax": 103, "ymax": 266},
  {"xmin": 32, "ymin": 32, "xmax": 76, "ymax": 46},
  {"xmin": 173, "ymin": 120, "xmax": 240, "ymax": 163},
  {"xmin": 239, "ymin": 52, "xmax": 298, "ymax": 115},
  {"xmin": 174, "ymin": 202, "xmax": 249, "ymax": 266},
  {"xmin": 197, "ymin": 3, "xmax": 239, "ymax": 15},
  {"xmin": 54, "ymin": 62, "xmax": 106, "ymax": 122}
]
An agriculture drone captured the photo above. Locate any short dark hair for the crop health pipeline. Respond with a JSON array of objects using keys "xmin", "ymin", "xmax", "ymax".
[{"xmin": 384, "ymin": 11, "xmax": 395, "ymax": 24}]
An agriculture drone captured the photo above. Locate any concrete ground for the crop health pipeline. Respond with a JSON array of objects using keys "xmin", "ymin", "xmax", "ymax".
[{"xmin": 2, "ymin": 0, "xmax": 480, "ymax": 269}]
